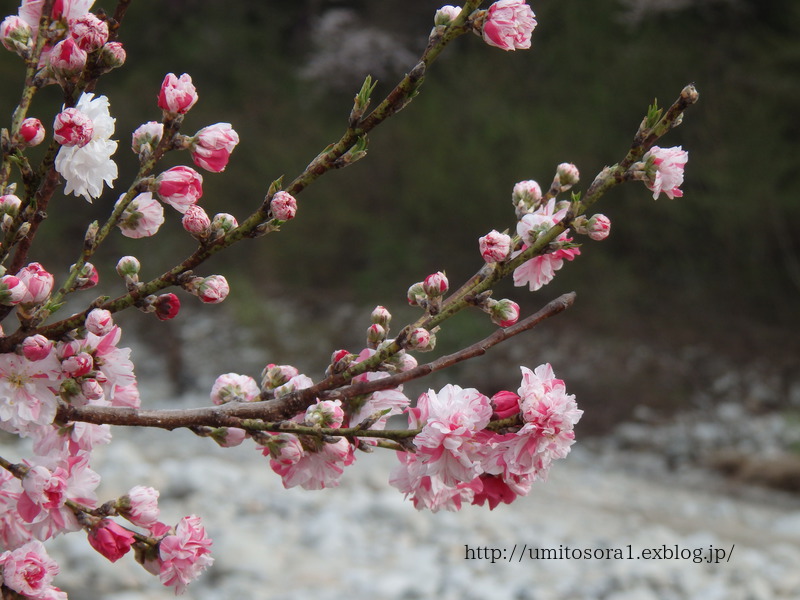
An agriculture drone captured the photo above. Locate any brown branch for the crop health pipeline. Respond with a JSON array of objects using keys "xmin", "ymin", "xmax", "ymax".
[{"xmin": 56, "ymin": 292, "xmax": 575, "ymax": 431}]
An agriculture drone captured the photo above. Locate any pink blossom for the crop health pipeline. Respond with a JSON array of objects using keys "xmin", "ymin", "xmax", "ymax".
[
  {"xmin": 479, "ymin": 230, "xmax": 512, "ymax": 263},
  {"xmin": 85, "ymin": 308, "xmax": 113, "ymax": 336},
  {"xmin": 0, "ymin": 274, "xmax": 27, "ymax": 305},
  {"xmin": 18, "ymin": 117, "xmax": 45, "ymax": 146},
  {"xmin": 181, "ymin": 205, "xmax": 211, "ymax": 236},
  {"xmin": 154, "ymin": 293, "xmax": 180, "ymax": 321},
  {"xmin": 0, "ymin": 352, "xmax": 61, "ymax": 435},
  {"xmin": 190, "ymin": 123, "xmax": 239, "ymax": 173},
  {"xmin": 116, "ymin": 192, "xmax": 164, "ymax": 238},
  {"xmin": 121, "ymin": 485, "xmax": 160, "ymax": 527},
  {"xmin": 19, "ymin": 0, "xmax": 94, "ymax": 30},
  {"xmin": 470, "ymin": 474, "xmax": 520, "ymax": 509},
  {"xmin": 68, "ymin": 12, "xmax": 108, "ymax": 52},
  {"xmin": 270, "ymin": 437, "xmax": 354, "ymax": 490},
  {"xmin": 88, "ymin": 519, "xmax": 135, "ymax": 562},
  {"xmin": 156, "ymin": 165, "xmax": 203, "ymax": 213},
  {"xmin": 347, "ymin": 348, "xmax": 411, "ymax": 435},
  {"xmin": 0, "ymin": 539, "xmax": 59, "ymax": 598},
  {"xmin": 270, "ymin": 190, "xmax": 297, "ymax": 221},
  {"xmin": 158, "ymin": 515, "xmax": 214, "ymax": 595},
  {"xmin": 305, "ymin": 399, "xmax": 344, "ymax": 428},
  {"xmin": 644, "ymin": 145, "xmax": 688, "ymax": 199},
  {"xmin": 195, "ymin": 275, "xmax": 230, "ymax": 304},
  {"xmin": 158, "ymin": 73, "xmax": 198, "ymax": 115},
  {"xmin": 389, "ymin": 452, "xmax": 479, "ymax": 512},
  {"xmin": 48, "ymin": 37, "xmax": 87, "ymax": 82},
  {"xmin": 482, "ymin": 0, "xmax": 537, "ymax": 51},
  {"xmin": 61, "ymin": 351, "xmax": 93, "ymax": 378},
  {"xmin": 16, "ymin": 262, "xmax": 54, "ymax": 304},
  {"xmin": 273, "ymin": 372, "xmax": 314, "ymax": 398},
  {"xmin": 412, "ymin": 384, "xmax": 492, "ymax": 486},
  {"xmin": 22, "ymin": 335, "xmax": 54, "ymax": 361},
  {"xmin": 210, "ymin": 373, "xmax": 259, "ymax": 405},
  {"xmin": 491, "ymin": 390, "xmax": 520, "ymax": 419}
]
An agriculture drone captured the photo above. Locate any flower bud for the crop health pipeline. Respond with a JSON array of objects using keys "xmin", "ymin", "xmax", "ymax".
[
  {"xmin": 81, "ymin": 378, "xmax": 104, "ymax": 401},
  {"xmin": 554, "ymin": 162, "xmax": 580, "ymax": 191},
  {"xmin": 366, "ymin": 323, "xmax": 386, "ymax": 346},
  {"xmin": 211, "ymin": 373, "xmax": 260, "ymax": 405},
  {"xmin": 53, "ymin": 108, "xmax": 93, "ymax": 147},
  {"xmin": 0, "ymin": 274, "xmax": 25, "ymax": 306},
  {"xmin": 305, "ymin": 399, "xmax": 344, "ymax": 428},
  {"xmin": 423, "ymin": 271, "xmax": 449, "ymax": 297},
  {"xmin": 116, "ymin": 192, "xmax": 164, "ymax": 239},
  {"xmin": 270, "ymin": 190, "xmax": 297, "ymax": 221},
  {"xmin": 156, "ymin": 166, "xmax": 203, "ymax": 213},
  {"xmin": 154, "ymin": 293, "xmax": 180, "ymax": 321},
  {"xmin": 261, "ymin": 364, "xmax": 299, "ymax": 390},
  {"xmin": 0, "ymin": 194, "xmax": 21, "ymax": 217},
  {"xmin": 49, "ymin": 37, "xmax": 87, "ymax": 82},
  {"xmin": 406, "ymin": 282, "xmax": 426, "ymax": 306},
  {"xmin": 85, "ymin": 308, "xmax": 113, "ymax": 336},
  {"xmin": 21, "ymin": 334, "xmax": 53, "ymax": 361},
  {"xmin": 573, "ymin": 214, "xmax": 611, "ymax": 241},
  {"xmin": 17, "ymin": 117, "xmax": 45, "ymax": 147},
  {"xmin": 479, "ymin": 230, "xmax": 512, "ymax": 263},
  {"xmin": 491, "ymin": 390, "xmax": 520, "ymax": 419},
  {"xmin": 69, "ymin": 13, "xmax": 109, "ymax": 52},
  {"xmin": 370, "ymin": 305, "xmax": 391, "ymax": 328},
  {"xmin": 512, "ymin": 179, "xmax": 542, "ymax": 207},
  {"xmin": 182, "ymin": 205, "xmax": 211, "ymax": 237},
  {"xmin": 158, "ymin": 72, "xmax": 198, "ymax": 116},
  {"xmin": 386, "ymin": 350, "xmax": 418, "ymax": 372},
  {"xmin": 118, "ymin": 485, "xmax": 160, "ymax": 527},
  {"xmin": 187, "ymin": 274, "xmax": 230, "ymax": 304},
  {"xmin": 131, "ymin": 121, "xmax": 163, "ymax": 156},
  {"xmin": 62, "ymin": 351, "xmax": 94, "ymax": 378},
  {"xmin": 210, "ymin": 212, "xmax": 238, "ymax": 236},
  {"xmin": 190, "ymin": 123, "xmax": 239, "ymax": 173},
  {"xmin": 0, "ymin": 15, "xmax": 32, "ymax": 56},
  {"xmin": 116, "ymin": 255, "xmax": 141, "ymax": 278},
  {"xmin": 73, "ymin": 261, "xmax": 99, "ymax": 290},
  {"xmin": 98, "ymin": 41, "xmax": 126, "ymax": 70},
  {"xmin": 211, "ymin": 427, "xmax": 247, "ymax": 448},
  {"xmin": 489, "ymin": 298, "xmax": 520, "ymax": 327},
  {"xmin": 88, "ymin": 519, "xmax": 135, "ymax": 563},
  {"xmin": 481, "ymin": 0, "xmax": 537, "ymax": 51},
  {"xmin": 16, "ymin": 262, "xmax": 54, "ymax": 304},
  {"xmin": 434, "ymin": 5, "xmax": 462, "ymax": 26},
  {"xmin": 406, "ymin": 327, "xmax": 434, "ymax": 351}
]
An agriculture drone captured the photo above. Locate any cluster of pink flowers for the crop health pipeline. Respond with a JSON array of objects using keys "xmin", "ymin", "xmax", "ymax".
[{"xmin": 390, "ymin": 364, "xmax": 581, "ymax": 511}]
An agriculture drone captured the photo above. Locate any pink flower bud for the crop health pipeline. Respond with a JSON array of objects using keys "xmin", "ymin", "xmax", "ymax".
[
  {"xmin": 98, "ymin": 40, "xmax": 126, "ymax": 69},
  {"xmin": 69, "ymin": 13, "xmax": 109, "ymax": 52},
  {"xmin": 423, "ymin": 271, "xmax": 449, "ymax": 297},
  {"xmin": 73, "ymin": 261, "xmax": 99, "ymax": 290},
  {"xmin": 120, "ymin": 485, "xmax": 160, "ymax": 527},
  {"xmin": 53, "ymin": 107, "xmax": 93, "ymax": 147},
  {"xmin": 555, "ymin": 162, "xmax": 580, "ymax": 191},
  {"xmin": 16, "ymin": 262, "xmax": 54, "ymax": 304},
  {"xmin": 182, "ymin": 205, "xmax": 211, "ymax": 237},
  {"xmin": 210, "ymin": 212, "xmax": 238, "ymax": 234},
  {"xmin": 62, "ymin": 351, "xmax": 93, "ymax": 377},
  {"xmin": 489, "ymin": 298, "xmax": 520, "ymax": 327},
  {"xmin": 116, "ymin": 255, "xmax": 141, "ymax": 278},
  {"xmin": 81, "ymin": 378, "xmax": 104, "ymax": 401},
  {"xmin": 1, "ymin": 15, "xmax": 32, "ymax": 55},
  {"xmin": 22, "ymin": 334, "xmax": 54, "ymax": 361},
  {"xmin": 48, "ymin": 37, "xmax": 87, "ymax": 81},
  {"xmin": 131, "ymin": 121, "xmax": 163, "ymax": 155},
  {"xmin": 270, "ymin": 190, "xmax": 297, "ymax": 221},
  {"xmin": 482, "ymin": 0, "xmax": 537, "ymax": 51},
  {"xmin": 0, "ymin": 194, "xmax": 21, "ymax": 216},
  {"xmin": 0, "ymin": 274, "xmax": 25, "ymax": 306},
  {"xmin": 18, "ymin": 117, "xmax": 45, "ymax": 146},
  {"xmin": 156, "ymin": 166, "xmax": 203, "ymax": 213},
  {"xmin": 195, "ymin": 275, "xmax": 230, "ymax": 304},
  {"xmin": 305, "ymin": 399, "xmax": 345, "ymax": 428},
  {"xmin": 154, "ymin": 293, "xmax": 180, "ymax": 321},
  {"xmin": 367, "ymin": 323, "xmax": 386, "ymax": 345},
  {"xmin": 407, "ymin": 327, "xmax": 432, "ymax": 351},
  {"xmin": 370, "ymin": 305, "xmax": 391, "ymax": 327},
  {"xmin": 212, "ymin": 427, "xmax": 247, "ymax": 448},
  {"xmin": 190, "ymin": 123, "xmax": 239, "ymax": 173},
  {"xmin": 211, "ymin": 373, "xmax": 260, "ymax": 404},
  {"xmin": 88, "ymin": 519, "xmax": 135, "ymax": 563},
  {"xmin": 116, "ymin": 192, "xmax": 164, "ymax": 239},
  {"xmin": 85, "ymin": 308, "xmax": 113, "ymax": 336},
  {"xmin": 261, "ymin": 364, "xmax": 299, "ymax": 390},
  {"xmin": 491, "ymin": 390, "xmax": 520, "ymax": 419},
  {"xmin": 388, "ymin": 350, "xmax": 418, "ymax": 372},
  {"xmin": 158, "ymin": 72, "xmax": 198, "ymax": 115},
  {"xmin": 407, "ymin": 282, "xmax": 426, "ymax": 306},
  {"xmin": 586, "ymin": 214, "xmax": 611, "ymax": 241},
  {"xmin": 434, "ymin": 5, "xmax": 462, "ymax": 26},
  {"xmin": 479, "ymin": 230, "xmax": 512, "ymax": 263}
]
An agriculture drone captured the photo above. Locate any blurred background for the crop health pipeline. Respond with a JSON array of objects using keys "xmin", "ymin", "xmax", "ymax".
[{"xmin": 2, "ymin": 0, "xmax": 800, "ymax": 598}]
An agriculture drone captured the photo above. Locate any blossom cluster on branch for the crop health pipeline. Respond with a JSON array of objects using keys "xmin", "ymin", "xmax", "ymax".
[{"xmin": 0, "ymin": 0, "xmax": 694, "ymax": 596}]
